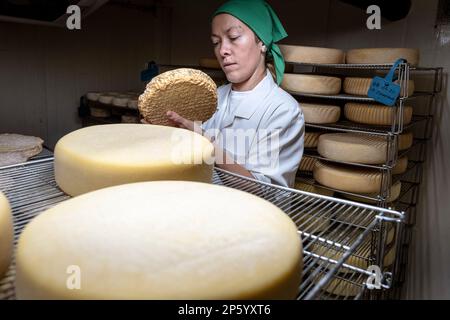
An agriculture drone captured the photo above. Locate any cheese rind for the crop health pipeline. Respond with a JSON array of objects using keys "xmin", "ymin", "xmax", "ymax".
[
  {"xmin": 344, "ymin": 103, "xmax": 413, "ymax": 126},
  {"xmin": 317, "ymin": 133, "xmax": 387, "ymax": 164},
  {"xmin": 343, "ymin": 77, "xmax": 415, "ymax": 97},
  {"xmin": 0, "ymin": 192, "xmax": 13, "ymax": 278},
  {"xmin": 299, "ymin": 156, "xmax": 317, "ymax": 172},
  {"xmin": 393, "ymin": 156, "xmax": 408, "ymax": 175},
  {"xmin": 279, "ymin": 45, "xmax": 345, "ymax": 64},
  {"xmin": 399, "ymin": 132, "xmax": 413, "ymax": 150},
  {"xmin": 54, "ymin": 124, "xmax": 215, "ymax": 196},
  {"xmin": 345, "ymin": 48, "xmax": 420, "ymax": 66},
  {"xmin": 342, "ymin": 181, "xmax": 402, "ymax": 204},
  {"xmin": 304, "ymin": 132, "xmax": 322, "ymax": 148},
  {"xmin": 281, "ymin": 74, "xmax": 341, "ymax": 95},
  {"xmin": 301, "ymin": 103, "xmax": 341, "ymax": 124},
  {"xmin": 313, "ymin": 161, "xmax": 382, "ymax": 193},
  {"xmin": 15, "ymin": 181, "xmax": 302, "ymax": 300}
]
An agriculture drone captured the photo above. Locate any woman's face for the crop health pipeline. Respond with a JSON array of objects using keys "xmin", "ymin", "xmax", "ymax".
[{"xmin": 211, "ymin": 14, "xmax": 265, "ymax": 85}]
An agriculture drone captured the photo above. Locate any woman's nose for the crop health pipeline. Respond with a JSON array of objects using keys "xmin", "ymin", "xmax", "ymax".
[{"xmin": 219, "ymin": 41, "xmax": 231, "ymax": 57}]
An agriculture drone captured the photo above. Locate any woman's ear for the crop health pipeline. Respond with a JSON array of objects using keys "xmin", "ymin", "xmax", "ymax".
[{"xmin": 261, "ymin": 45, "xmax": 267, "ymax": 53}]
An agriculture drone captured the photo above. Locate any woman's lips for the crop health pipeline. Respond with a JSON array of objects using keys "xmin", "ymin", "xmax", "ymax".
[{"xmin": 223, "ymin": 63, "xmax": 237, "ymax": 70}]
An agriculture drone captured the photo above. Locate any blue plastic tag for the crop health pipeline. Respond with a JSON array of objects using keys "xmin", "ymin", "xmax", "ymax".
[
  {"xmin": 140, "ymin": 61, "xmax": 159, "ymax": 82},
  {"xmin": 368, "ymin": 58, "xmax": 405, "ymax": 106}
]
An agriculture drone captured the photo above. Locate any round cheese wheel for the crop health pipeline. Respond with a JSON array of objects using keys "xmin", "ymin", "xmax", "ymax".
[
  {"xmin": 301, "ymin": 103, "xmax": 341, "ymax": 124},
  {"xmin": 279, "ymin": 45, "xmax": 345, "ymax": 64},
  {"xmin": 342, "ymin": 181, "xmax": 402, "ymax": 204},
  {"xmin": 304, "ymin": 132, "xmax": 322, "ymax": 148},
  {"xmin": 89, "ymin": 107, "xmax": 111, "ymax": 118},
  {"xmin": 343, "ymin": 77, "xmax": 415, "ymax": 97},
  {"xmin": 313, "ymin": 161, "xmax": 382, "ymax": 193},
  {"xmin": 299, "ymin": 156, "xmax": 317, "ymax": 172},
  {"xmin": 345, "ymin": 48, "xmax": 420, "ymax": 66},
  {"xmin": 398, "ymin": 131, "xmax": 413, "ymax": 150},
  {"xmin": 317, "ymin": 133, "xmax": 387, "ymax": 164},
  {"xmin": 86, "ymin": 92, "xmax": 101, "ymax": 101},
  {"xmin": 344, "ymin": 103, "xmax": 413, "ymax": 126},
  {"xmin": 15, "ymin": 181, "xmax": 303, "ymax": 300},
  {"xmin": 199, "ymin": 57, "xmax": 221, "ymax": 69},
  {"xmin": 112, "ymin": 96, "xmax": 129, "ymax": 107},
  {"xmin": 294, "ymin": 181, "xmax": 334, "ymax": 197},
  {"xmin": 0, "ymin": 192, "xmax": 13, "ymax": 278},
  {"xmin": 281, "ymin": 74, "xmax": 342, "ymax": 95},
  {"xmin": 98, "ymin": 95, "xmax": 114, "ymax": 104},
  {"xmin": 54, "ymin": 124, "xmax": 214, "ymax": 196},
  {"xmin": 0, "ymin": 134, "xmax": 44, "ymax": 167},
  {"xmin": 393, "ymin": 156, "xmax": 408, "ymax": 175}
]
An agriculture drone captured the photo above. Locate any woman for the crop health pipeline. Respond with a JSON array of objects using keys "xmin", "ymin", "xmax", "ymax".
[{"xmin": 167, "ymin": 0, "xmax": 304, "ymax": 188}]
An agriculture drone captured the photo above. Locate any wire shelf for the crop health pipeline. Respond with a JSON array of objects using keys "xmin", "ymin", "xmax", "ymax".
[
  {"xmin": 289, "ymin": 91, "xmax": 433, "ymax": 102},
  {"xmin": 0, "ymin": 158, "xmax": 403, "ymax": 300}
]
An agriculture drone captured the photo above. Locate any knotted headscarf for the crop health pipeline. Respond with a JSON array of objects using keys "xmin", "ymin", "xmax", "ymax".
[{"xmin": 213, "ymin": 0, "xmax": 288, "ymax": 85}]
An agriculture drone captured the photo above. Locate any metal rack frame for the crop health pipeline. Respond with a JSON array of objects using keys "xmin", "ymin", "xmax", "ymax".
[{"xmin": 0, "ymin": 158, "xmax": 404, "ymax": 300}]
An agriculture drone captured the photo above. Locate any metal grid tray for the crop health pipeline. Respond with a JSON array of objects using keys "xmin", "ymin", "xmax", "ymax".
[{"xmin": 0, "ymin": 158, "xmax": 404, "ymax": 300}]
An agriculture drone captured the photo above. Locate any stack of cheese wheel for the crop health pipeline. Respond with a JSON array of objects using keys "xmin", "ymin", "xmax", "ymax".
[
  {"xmin": 313, "ymin": 161, "xmax": 382, "ymax": 194},
  {"xmin": 139, "ymin": 68, "xmax": 217, "ymax": 126},
  {"xmin": 343, "ymin": 77, "xmax": 415, "ymax": 97},
  {"xmin": 0, "ymin": 192, "xmax": 13, "ymax": 279},
  {"xmin": 345, "ymin": 48, "xmax": 420, "ymax": 66},
  {"xmin": 304, "ymin": 132, "xmax": 322, "ymax": 148},
  {"xmin": 344, "ymin": 103, "xmax": 413, "ymax": 126},
  {"xmin": 342, "ymin": 181, "xmax": 402, "ymax": 204},
  {"xmin": 299, "ymin": 156, "xmax": 317, "ymax": 172},
  {"xmin": 282, "ymin": 74, "xmax": 341, "ymax": 95},
  {"xmin": 279, "ymin": 45, "xmax": 345, "ymax": 64},
  {"xmin": 54, "ymin": 124, "xmax": 215, "ymax": 196},
  {"xmin": 301, "ymin": 103, "xmax": 341, "ymax": 124},
  {"xmin": 15, "ymin": 181, "xmax": 303, "ymax": 300},
  {"xmin": 294, "ymin": 181, "xmax": 334, "ymax": 197},
  {"xmin": 317, "ymin": 133, "xmax": 388, "ymax": 164}
]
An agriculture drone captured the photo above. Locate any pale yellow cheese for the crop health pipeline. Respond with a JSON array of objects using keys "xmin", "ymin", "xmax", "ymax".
[
  {"xmin": 342, "ymin": 181, "xmax": 402, "ymax": 204},
  {"xmin": 299, "ymin": 156, "xmax": 317, "ymax": 172},
  {"xmin": 301, "ymin": 103, "xmax": 341, "ymax": 124},
  {"xmin": 304, "ymin": 132, "xmax": 322, "ymax": 148},
  {"xmin": 112, "ymin": 96, "xmax": 129, "ymax": 107},
  {"xmin": 15, "ymin": 181, "xmax": 302, "ymax": 300},
  {"xmin": 294, "ymin": 181, "xmax": 335, "ymax": 197},
  {"xmin": 0, "ymin": 192, "xmax": 13, "ymax": 278},
  {"xmin": 399, "ymin": 132, "xmax": 413, "ymax": 150},
  {"xmin": 345, "ymin": 48, "xmax": 420, "ymax": 66},
  {"xmin": 343, "ymin": 77, "xmax": 415, "ymax": 97},
  {"xmin": 279, "ymin": 45, "xmax": 345, "ymax": 64},
  {"xmin": 344, "ymin": 103, "xmax": 413, "ymax": 126},
  {"xmin": 317, "ymin": 133, "xmax": 388, "ymax": 164},
  {"xmin": 313, "ymin": 161, "xmax": 382, "ymax": 193},
  {"xmin": 393, "ymin": 156, "xmax": 408, "ymax": 175},
  {"xmin": 54, "ymin": 124, "xmax": 215, "ymax": 196},
  {"xmin": 281, "ymin": 74, "xmax": 341, "ymax": 95}
]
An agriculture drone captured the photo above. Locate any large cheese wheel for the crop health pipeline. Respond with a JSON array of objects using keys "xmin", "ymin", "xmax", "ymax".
[
  {"xmin": 343, "ymin": 77, "xmax": 415, "ymax": 97},
  {"xmin": 344, "ymin": 103, "xmax": 413, "ymax": 126},
  {"xmin": 15, "ymin": 181, "xmax": 302, "ymax": 300},
  {"xmin": 299, "ymin": 156, "xmax": 317, "ymax": 172},
  {"xmin": 279, "ymin": 45, "xmax": 345, "ymax": 64},
  {"xmin": 304, "ymin": 132, "xmax": 322, "ymax": 148},
  {"xmin": 281, "ymin": 74, "xmax": 341, "ymax": 95},
  {"xmin": 393, "ymin": 156, "xmax": 408, "ymax": 175},
  {"xmin": 313, "ymin": 161, "xmax": 382, "ymax": 193},
  {"xmin": 301, "ymin": 103, "xmax": 341, "ymax": 124},
  {"xmin": 342, "ymin": 181, "xmax": 402, "ymax": 204},
  {"xmin": 294, "ymin": 181, "xmax": 334, "ymax": 197},
  {"xmin": 345, "ymin": 48, "xmax": 420, "ymax": 66},
  {"xmin": 54, "ymin": 124, "xmax": 214, "ymax": 196},
  {"xmin": 0, "ymin": 192, "xmax": 13, "ymax": 278},
  {"xmin": 317, "ymin": 133, "xmax": 387, "ymax": 164},
  {"xmin": 398, "ymin": 132, "xmax": 413, "ymax": 150}
]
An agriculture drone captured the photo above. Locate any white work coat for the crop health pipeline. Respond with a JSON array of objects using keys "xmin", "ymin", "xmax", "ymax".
[{"xmin": 202, "ymin": 70, "xmax": 305, "ymax": 188}]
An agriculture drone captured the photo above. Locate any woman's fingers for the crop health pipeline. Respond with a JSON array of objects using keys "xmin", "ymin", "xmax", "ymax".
[{"xmin": 166, "ymin": 111, "xmax": 193, "ymax": 130}]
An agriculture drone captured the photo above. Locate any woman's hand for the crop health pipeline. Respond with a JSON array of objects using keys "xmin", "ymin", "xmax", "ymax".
[{"xmin": 166, "ymin": 111, "xmax": 195, "ymax": 131}]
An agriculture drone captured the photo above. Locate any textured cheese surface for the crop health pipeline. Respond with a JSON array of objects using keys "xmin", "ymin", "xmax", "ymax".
[
  {"xmin": 304, "ymin": 132, "xmax": 322, "ymax": 148},
  {"xmin": 0, "ymin": 192, "xmax": 13, "ymax": 278},
  {"xmin": 294, "ymin": 182, "xmax": 334, "ymax": 197},
  {"xmin": 301, "ymin": 103, "xmax": 341, "ymax": 124},
  {"xmin": 343, "ymin": 77, "xmax": 415, "ymax": 97},
  {"xmin": 345, "ymin": 48, "xmax": 420, "ymax": 66},
  {"xmin": 199, "ymin": 57, "xmax": 221, "ymax": 69},
  {"xmin": 54, "ymin": 124, "xmax": 215, "ymax": 196},
  {"xmin": 279, "ymin": 45, "xmax": 345, "ymax": 64},
  {"xmin": 399, "ymin": 132, "xmax": 413, "ymax": 150},
  {"xmin": 299, "ymin": 156, "xmax": 317, "ymax": 172},
  {"xmin": 344, "ymin": 103, "xmax": 413, "ymax": 126},
  {"xmin": 139, "ymin": 68, "xmax": 217, "ymax": 126},
  {"xmin": 15, "ymin": 181, "xmax": 302, "ymax": 300},
  {"xmin": 342, "ymin": 181, "xmax": 402, "ymax": 204},
  {"xmin": 281, "ymin": 74, "xmax": 341, "ymax": 95},
  {"xmin": 393, "ymin": 156, "xmax": 408, "ymax": 175},
  {"xmin": 313, "ymin": 161, "xmax": 382, "ymax": 193},
  {"xmin": 317, "ymin": 133, "xmax": 387, "ymax": 164}
]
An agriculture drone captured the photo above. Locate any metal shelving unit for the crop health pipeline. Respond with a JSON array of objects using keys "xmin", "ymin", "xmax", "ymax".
[
  {"xmin": 0, "ymin": 158, "xmax": 404, "ymax": 300},
  {"xmin": 290, "ymin": 61, "xmax": 442, "ymax": 299}
]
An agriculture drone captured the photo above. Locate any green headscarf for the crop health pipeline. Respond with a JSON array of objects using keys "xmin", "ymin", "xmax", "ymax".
[{"xmin": 213, "ymin": 0, "xmax": 288, "ymax": 85}]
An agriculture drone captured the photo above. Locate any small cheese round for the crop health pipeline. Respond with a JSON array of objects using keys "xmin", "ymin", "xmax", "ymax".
[
  {"xmin": 317, "ymin": 133, "xmax": 388, "ymax": 164},
  {"xmin": 398, "ymin": 131, "xmax": 413, "ymax": 150},
  {"xmin": 393, "ymin": 156, "xmax": 408, "ymax": 175},
  {"xmin": 279, "ymin": 45, "xmax": 345, "ymax": 64},
  {"xmin": 313, "ymin": 161, "xmax": 382, "ymax": 193},
  {"xmin": 98, "ymin": 94, "xmax": 114, "ymax": 104},
  {"xmin": 0, "ymin": 192, "xmax": 13, "ymax": 278},
  {"xmin": 281, "ymin": 74, "xmax": 342, "ymax": 95},
  {"xmin": 54, "ymin": 124, "xmax": 214, "ymax": 196},
  {"xmin": 112, "ymin": 96, "xmax": 129, "ymax": 107},
  {"xmin": 86, "ymin": 92, "xmax": 101, "ymax": 101},
  {"xmin": 299, "ymin": 156, "xmax": 317, "ymax": 172},
  {"xmin": 304, "ymin": 132, "xmax": 322, "ymax": 148},
  {"xmin": 345, "ymin": 48, "xmax": 420, "ymax": 66},
  {"xmin": 301, "ymin": 103, "xmax": 341, "ymax": 124},
  {"xmin": 344, "ymin": 103, "xmax": 413, "ymax": 126},
  {"xmin": 15, "ymin": 181, "xmax": 302, "ymax": 300},
  {"xmin": 343, "ymin": 77, "xmax": 415, "ymax": 97}
]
